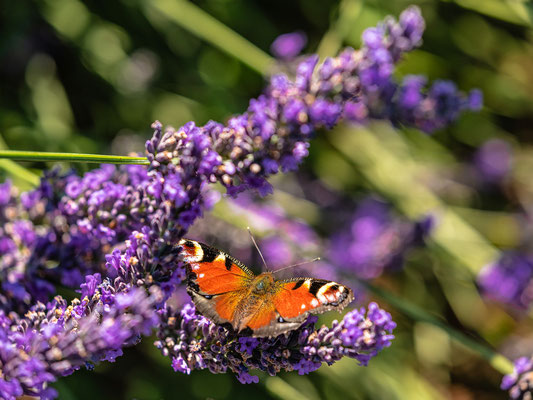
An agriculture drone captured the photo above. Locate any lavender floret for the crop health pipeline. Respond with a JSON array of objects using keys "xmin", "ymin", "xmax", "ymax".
[
  {"xmin": 478, "ymin": 252, "xmax": 533, "ymax": 309},
  {"xmin": 501, "ymin": 356, "xmax": 533, "ymax": 399}
]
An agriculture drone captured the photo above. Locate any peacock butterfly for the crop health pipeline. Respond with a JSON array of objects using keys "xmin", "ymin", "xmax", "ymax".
[{"xmin": 179, "ymin": 239, "xmax": 354, "ymax": 337}]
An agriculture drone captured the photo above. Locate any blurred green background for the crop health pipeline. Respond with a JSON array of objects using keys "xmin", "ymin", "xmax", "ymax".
[{"xmin": 2, "ymin": 0, "xmax": 533, "ymax": 399}]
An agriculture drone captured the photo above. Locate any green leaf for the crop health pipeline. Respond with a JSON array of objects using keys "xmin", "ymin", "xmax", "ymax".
[{"xmin": 145, "ymin": 0, "xmax": 275, "ymax": 75}]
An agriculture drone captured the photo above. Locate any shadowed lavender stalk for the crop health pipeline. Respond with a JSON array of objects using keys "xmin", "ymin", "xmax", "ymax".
[
  {"xmin": 154, "ymin": 302, "xmax": 395, "ymax": 382},
  {"xmin": 0, "ymin": 6, "xmax": 481, "ymax": 398}
]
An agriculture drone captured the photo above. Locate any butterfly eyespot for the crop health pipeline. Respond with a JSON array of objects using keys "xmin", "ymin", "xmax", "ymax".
[
  {"xmin": 277, "ymin": 316, "xmax": 286, "ymax": 323},
  {"xmin": 203, "ymin": 294, "xmax": 213, "ymax": 299}
]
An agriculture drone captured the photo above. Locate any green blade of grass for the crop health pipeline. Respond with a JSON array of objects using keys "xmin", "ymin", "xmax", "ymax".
[
  {"xmin": 0, "ymin": 159, "xmax": 41, "ymax": 186},
  {"xmin": 0, "ymin": 150, "xmax": 150, "ymax": 165},
  {"xmin": 0, "ymin": 136, "xmax": 41, "ymax": 186},
  {"xmin": 359, "ymin": 278, "xmax": 514, "ymax": 375},
  {"xmin": 145, "ymin": 0, "xmax": 275, "ymax": 75},
  {"xmin": 316, "ymin": 0, "xmax": 362, "ymax": 60}
]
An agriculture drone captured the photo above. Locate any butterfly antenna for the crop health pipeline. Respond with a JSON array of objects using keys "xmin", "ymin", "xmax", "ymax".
[
  {"xmin": 272, "ymin": 257, "xmax": 321, "ymax": 275},
  {"xmin": 247, "ymin": 227, "xmax": 269, "ymax": 272}
]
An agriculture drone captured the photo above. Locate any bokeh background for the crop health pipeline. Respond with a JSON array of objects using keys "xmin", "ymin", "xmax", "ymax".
[{"xmin": 1, "ymin": 0, "xmax": 533, "ymax": 399}]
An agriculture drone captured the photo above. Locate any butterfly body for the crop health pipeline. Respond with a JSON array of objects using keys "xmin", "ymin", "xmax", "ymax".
[{"xmin": 180, "ymin": 239, "xmax": 353, "ymax": 337}]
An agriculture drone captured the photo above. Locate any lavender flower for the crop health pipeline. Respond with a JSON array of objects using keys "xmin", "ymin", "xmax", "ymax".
[
  {"xmin": 501, "ymin": 356, "xmax": 533, "ymax": 399},
  {"xmin": 474, "ymin": 139, "xmax": 513, "ymax": 183},
  {"xmin": 477, "ymin": 252, "xmax": 533, "ymax": 309},
  {"xmin": 154, "ymin": 302, "xmax": 395, "ymax": 382},
  {"xmin": 203, "ymin": 6, "xmax": 479, "ymax": 195},
  {"xmin": 271, "ymin": 32, "xmax": 307, "ymax": 59},
  {"xmin": 393, "ymin": 78, "xmax": 482, "ymax": 132},
  {"xmin": 0, "ymin": 280, "xmax": 159, "ymax": 400},
  {"xmin": 328, "ymin": 198, "xmax": 432, "ymax": 279}
]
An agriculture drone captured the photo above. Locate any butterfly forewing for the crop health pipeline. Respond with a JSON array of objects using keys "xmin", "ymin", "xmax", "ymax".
[
  {"xmin": 180, "ymin": 239, "xmax": 253, "ymax": 295},
  {"xmin": 180, "ymin": 239, "xmax": 254, "ymax": 325}
]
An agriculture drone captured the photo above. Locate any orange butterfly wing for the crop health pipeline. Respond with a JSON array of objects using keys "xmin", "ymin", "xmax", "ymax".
[
  {"xmin": 274, "ymin": 278, "xmax": 354, "ymax": 319},
  {"xmin": 180, "ymin": 239, "xmax": 254, "ymax": 324}
]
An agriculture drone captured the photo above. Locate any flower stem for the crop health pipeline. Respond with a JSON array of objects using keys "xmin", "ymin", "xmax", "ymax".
[
  {"xmin": 316, "ymin": 0, "xmax": 363, "ymax": 60},
  {"xmin": 0, "ymin": 150, "xmax": 149, "ymax": 165},
  {"xmin": 0, "ymin": 136, "xmax": 41, "ymax": 186},
  {"xmin": 359, "ymin": 279, "xmax": 514, "ymax": 375}
]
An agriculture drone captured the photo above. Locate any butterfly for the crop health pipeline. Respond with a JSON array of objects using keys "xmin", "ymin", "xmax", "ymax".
[{"xmin": 179, "ymin": 238, "xmax": 354, "ymax": 337}]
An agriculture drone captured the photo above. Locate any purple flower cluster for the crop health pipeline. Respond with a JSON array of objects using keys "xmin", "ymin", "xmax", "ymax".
[
  {"xmin": 357, "ymin": 8, "xmax": 481, "ymax": 132},
  {"xmin": 0, "ymin": 279, "xmax": 159, "ymax": 400},
  {"xmin": 0, "ymin": 6, "xmax": 480, "ymax": 398},
  {"xmin": 501, "ymin": 356, "xmax": 533, "ymax": 399},
  {"xmin": 395, "ymin": 77, "xmax": 482, "ymax": 133},
  {"xmin": 154, "ymin": 302, "xmax": 395, "ymax": 381},
  {"xmin": 477, "ymin": 252, "xmax": 533, "ymax": 309},
  {"xmin": 201, "ymin": 6, "xmax": 479, "ymax": 196},
  {"xmin": 329, "ymin": 198, "xmax": 433, "ymax": 279}
]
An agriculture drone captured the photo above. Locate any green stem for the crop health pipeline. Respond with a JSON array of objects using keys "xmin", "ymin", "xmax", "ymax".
[
  {"xmin": 0, "ymin": 159, "xmax": 41, "ymax": 186},
  {"xmin": 359, "ymin": 279, "xmax": 514, "ymax": 375},
  {"xmin": 316, "ymin": 0, "xmax": 362, "ymax": 59},
  {"xmin": 0, "ymin": 150, "xmax": 149, "ymax": 165},
  {"xmin": 145, "ymin": 0, "xmax": 275, "ymax": 75},
  {"xmin": 0, "ymin": 136, "xmax": 41, "ymax": 186}
]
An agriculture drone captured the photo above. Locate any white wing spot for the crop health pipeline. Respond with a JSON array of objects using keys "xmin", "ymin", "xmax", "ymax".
[
  {"xmin": 311, "ymin": 299, "xmax": 319, "ymax": 307},
  {"xmin": 301, "ymin": 304, "xmax": 306, "ymax": 310},
  {"xmin": 317, "ymin": 282, "xmax": 339, "ymax": 303},
  {"xmin": 192, "ymin": 242, "xmax": 204, "ymax": 262},
  {"xmin": 199, "ymin": 273, "xmax": 205, "ymax": 278}
]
